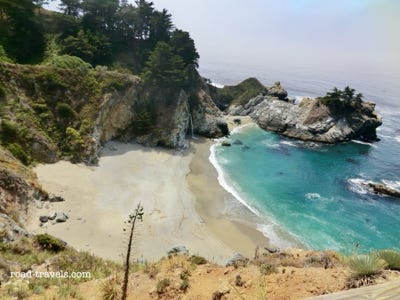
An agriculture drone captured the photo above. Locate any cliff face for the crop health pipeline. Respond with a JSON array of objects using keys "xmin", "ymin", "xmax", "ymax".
[
  {"xmin": 226, "ymin": 81, "xmax": 382, "ymax": 143},
  {"xmin": 0, "ymin": 146, "xmax": 47, "ymax": 231},
  {"xmin": 0, "ymin": 63, "xmax": 228, "ymax": 165}
]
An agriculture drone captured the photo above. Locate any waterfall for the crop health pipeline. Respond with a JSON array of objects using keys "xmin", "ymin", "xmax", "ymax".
[
  {"xmin": 189, "ymin": 112, "xmax": 194, "ymax": 139},
  {"xmin": 186, "ymin": 98, "xmax": 195, "ymax": 139}
]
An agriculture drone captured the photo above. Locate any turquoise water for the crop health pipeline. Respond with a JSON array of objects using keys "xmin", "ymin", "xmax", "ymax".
[
  {"xmin": 212, "ymin": 126, "xmax": 400, "ymax": 253},
  {"xmin": 204, "ymin": 63, "xmax": 400, "ymax": 253}
]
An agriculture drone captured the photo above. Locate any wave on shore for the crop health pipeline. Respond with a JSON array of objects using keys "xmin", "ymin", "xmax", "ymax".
[{"xmin": 209, "ymin": 137, "xmax": 300, "ymax": 250}]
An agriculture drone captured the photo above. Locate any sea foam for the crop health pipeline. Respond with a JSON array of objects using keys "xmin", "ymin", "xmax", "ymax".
[{"xmin": 209, "ymin": 144, "xmax": 260, "ymax": 217}]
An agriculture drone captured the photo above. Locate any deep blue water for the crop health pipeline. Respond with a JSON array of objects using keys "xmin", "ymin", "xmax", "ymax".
[{"xmin": 202, "ymin": 63, "xmax": 400, "ymax": 253}]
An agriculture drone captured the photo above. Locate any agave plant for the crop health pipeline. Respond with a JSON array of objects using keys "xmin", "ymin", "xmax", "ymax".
[
  {"xmin": 376, "ymin": 250, "xmax": 400, "ymax": 271},
  {"xmin": 347, "ymin": 254, "xmax": 387, "ymax": 277}
]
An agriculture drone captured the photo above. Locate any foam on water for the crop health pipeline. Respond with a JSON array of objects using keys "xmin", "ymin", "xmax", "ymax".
[
  {"xmin": 209, "ymin": 144, "xmax": 260, "ymax": 217},
  {"xmin": 351, "ymin": 140, "xmax": 378, "ymax": 148},
  {"xmin": 305, "ymin": 193, "xmax": 321, "ymax": 200},
  {"xmin": 262, "ymin": 139, "xmax": 280, "ymax": 149},
  {"xmin": 382, "ymin": 180, "xmax": 400, "ymax": 190},
  {"xmin": 280, "ymin": 140, "xmax": 298, "ymax": 147},
  {"xmin": 347, "ymin": 178, "xmax": 371, "ymax": 195}
]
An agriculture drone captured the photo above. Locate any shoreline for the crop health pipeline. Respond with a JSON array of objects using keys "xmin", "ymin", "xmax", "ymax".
[
  {"xmin": 25, "ymin": 127, "xmax": 270, "ymax": 264},
  {"xmin": 187, "ymin": 137, "xmax": 270, "ymax": 258}
]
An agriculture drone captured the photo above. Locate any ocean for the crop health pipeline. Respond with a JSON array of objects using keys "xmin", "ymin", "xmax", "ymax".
[{"xmin": 200, "ymin": 62, "xmax": 400, "ymax": 253}]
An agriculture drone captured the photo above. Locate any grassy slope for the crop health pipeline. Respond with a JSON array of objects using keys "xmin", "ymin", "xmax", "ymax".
[{"xmin": 209, "ymin": 77, "xmax": 265, "ymax": 110}]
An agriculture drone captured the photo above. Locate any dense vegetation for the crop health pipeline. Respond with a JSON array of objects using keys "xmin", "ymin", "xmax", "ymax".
[
  {"xmin": 319, "ymin": 86, "xmax": 364, "ymax": 114},
  {"xmin": 0, "ymin": 0, "xmax": 199, "ymax": 90},
  {"xmin": 0, "ymin": 0, "xmax": 201, "ymax": 165}
]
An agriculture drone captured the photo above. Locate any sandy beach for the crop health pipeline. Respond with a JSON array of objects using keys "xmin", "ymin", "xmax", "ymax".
[{"xmin": 26, "ymin": 116, "xmax": 269, "ymax": 264}]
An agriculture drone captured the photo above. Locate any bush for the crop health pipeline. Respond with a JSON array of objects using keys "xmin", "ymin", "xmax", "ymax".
[
  {"xmin": 376, "ymin": 250, "xmax": 400, "ymax": 271},
  {"xmin": 156, "ymin": 278, "xmax": 171, "ymax": 294},
  {"xmin": 0, "ymin": 85, "xmax": 5, "ymax": 100},
  {"xmin": 346, "ymin": 254, "xmax": 387, "ymax": 277},
  {"xmin": 37, "ymin": 70, "xmax": 68, "ymax": 94},
  {"xmin": 0, "ymin": 45, "xmax": 13, "ymax": 63},
  {"xmin": 189, "ymin": 255, "xmax": 207, "ymax": 265},
  {"xmin": 35, "ymin": 234, "xmax": 66, "ymax": 252},
  {"xmin": 56, "ymin": 103, "xmax": 76, "ymax": 120},
  {"xmin": 0, "ymin": 120, "xmax": 19, "ymax": 144},
  {"xmin": 180, "ymin": 278, "xmax": 189, "ymax": 292},
  {"xmin": 47, "ymin": 55, "xmax": 92, "ymax": 72},
  {"xmin": 32, "ymin": 103, "xmax": 50, "ymax": 113},
  {"xmin": 101, "ymin": 274, "xmax": 122, "ymax": 300},
  {"xmin": 6, "ymin": 143, "xmax": 31, "ymax": 165},
  {"xmin": 259, "ymin": 263, "xmax": 277, "ymax": 275}
]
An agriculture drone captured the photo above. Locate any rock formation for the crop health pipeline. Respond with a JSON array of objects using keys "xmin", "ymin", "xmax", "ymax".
[
  {"xmin": 226, "ymin": 81, "xmax": 382, "ymax": 143},
  {"xmin": 367, "ymin": 182, "xmax": 400, "ymax": 199},
  {"xmin": 0, "ymin": 146, "xmax": 47, "ymax": 225}
]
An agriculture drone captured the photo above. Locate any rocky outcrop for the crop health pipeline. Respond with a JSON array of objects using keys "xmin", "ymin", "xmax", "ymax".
[
  {"xmin": 264, "ymin": 81, "xmax": 288, "ymax": 101},
  {"xmin": 0, "ymin": 213, "xmax": 30, "ymax": 242},
  {"xmin": 191, "ymin": 80, "xmax": 229, "ymax": 138},
  {"xmin": 367, "ymin": 182, "xmax": 400, "ymax": 198},
  {"xmin": 228, "ymin": 84, "xmax": 382, "ymax": 143},
  {"xmin": 0, "ymin": 146, "xmax": 47, "ymax": 224}
]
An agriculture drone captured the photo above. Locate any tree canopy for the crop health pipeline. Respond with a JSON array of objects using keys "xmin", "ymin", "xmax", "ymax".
[{"xmin": 0, "ymin": 0, "xmax": 200, "ymax": 91}]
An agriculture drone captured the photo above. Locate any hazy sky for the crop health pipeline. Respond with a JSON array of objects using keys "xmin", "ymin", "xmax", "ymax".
[{"xmin": 46, "ymin": 0, "xmax": 400, "ymax": 73}]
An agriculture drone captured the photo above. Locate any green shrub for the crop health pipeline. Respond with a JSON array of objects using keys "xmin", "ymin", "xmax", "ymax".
[
  {"xmin": 0, "ymin": 119, "xmax": 19, "ymax": 144},
  {"xmin": 180, "ymin": 278, "xmax": 189, "ymax": 292},
  {"xmin": 189, "ymin": 255, "xmax": 207, "ymax": 265},
  {"xmin": 32, "ymin": 103, "xmax": 49, "ymax": 113},
  {"xmin": 259, "ymin": 263, "xmax": 277, "ymax": 275},
  {"xmin": 156, "ymin": 278, "xmax": 171, "ymax": 294},
  {"xmin": 0, "ymin": 45, "xmax": 13, "ymax": 63},
  {"xmin": 6, "ymin": 143, "xmax": 31, "ymax": 165},
  {"xmin": 0, "ymin": 85, "xmax": 5, "ymax": 100},
  {"xmin": 376, "ymin": 250, "xmax": 400, "ymax": 270},
  {"xmin": 35, "ymin": 234, "xmax": 66, "ymax": 253},
  {"xmin": 47, "ymin": 55, "xmax": 92, "ymax": 72},
  {"xmin": 37, "ymin": 70, "xmax": 68, "ymax": 93},
  {"xmin": 56, "ymin": 103, "xmax": 76, "ymax": 120},
  {"xmin": 346, "ymin": 254, "xmax": 387, "ymax": 277}
]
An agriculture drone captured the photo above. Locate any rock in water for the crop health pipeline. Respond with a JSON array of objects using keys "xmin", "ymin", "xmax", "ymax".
[
  {"xmin": 232, "ymin": 139, "xmax": 243, "ymax": 145},
  {"xmin": 368, "ymin": 183, "xmax": 400, "ymax": 198},
  {"xmin": 221, "ymin": 141, "xmax": 232, "ymax": 147},
  {"xmin": 229, "ymin": 88, "xmax": 382, "ymax": 143}
]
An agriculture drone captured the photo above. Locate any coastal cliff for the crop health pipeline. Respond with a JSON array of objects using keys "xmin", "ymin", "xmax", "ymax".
[
  {"xmin": 0, "ymin": 62, "xmax": 227, "ymax": 165},
  {"xmin": 214, "ymin": 79, "xmax": 382, "ymax": 143}
]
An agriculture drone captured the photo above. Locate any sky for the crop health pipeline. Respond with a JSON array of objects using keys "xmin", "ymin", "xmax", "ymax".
[{"xmin": 45, "ymin": 0, "xmax": 400, "ymax": 74}]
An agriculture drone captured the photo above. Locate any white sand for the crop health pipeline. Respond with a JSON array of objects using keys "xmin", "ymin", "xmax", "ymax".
[{"xmin": 26, "ymin": 142, "xmax": 239, "ymax": 263}]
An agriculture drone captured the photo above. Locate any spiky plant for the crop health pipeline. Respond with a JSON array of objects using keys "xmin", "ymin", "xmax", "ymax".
[
  {"xmin": 101, "ymin": 274, "xmax": 121, "ymax": 300},
  {"xmin": 347, "ymin": 254, "xmax": 387, "ymax": 277},
  {"xmin": 121, "ymin": 202, "xmax": 144, "ymax": 300},
  {"xmin": 376, "ymin": 250, "xmax": 400, "ymax": 271}
]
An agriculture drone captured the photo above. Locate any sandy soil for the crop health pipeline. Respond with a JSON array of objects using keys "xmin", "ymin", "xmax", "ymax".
[{"xmin": 26, "ymin": 124, "xmax": 268, "ymax": 264}]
